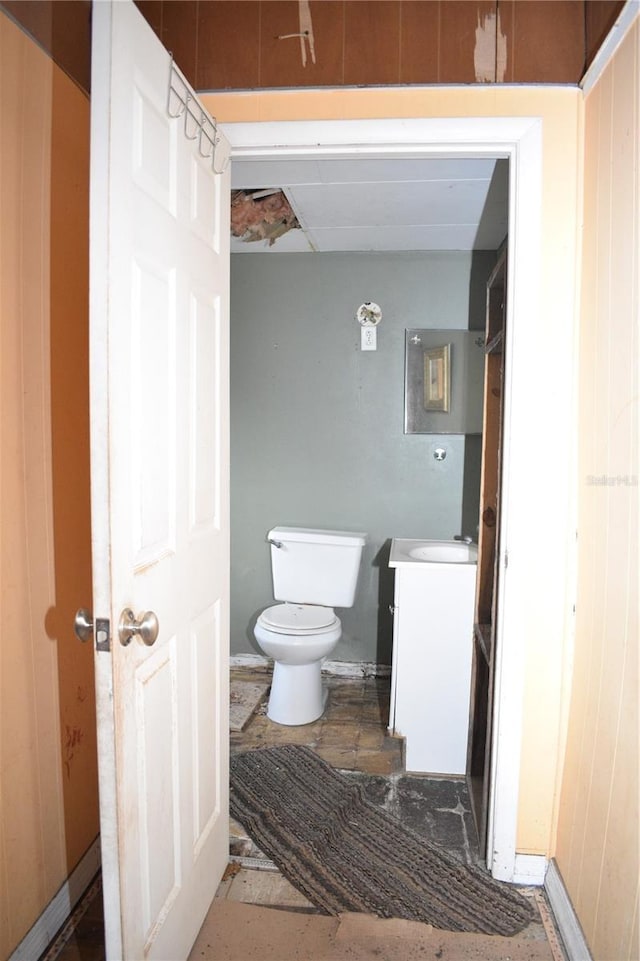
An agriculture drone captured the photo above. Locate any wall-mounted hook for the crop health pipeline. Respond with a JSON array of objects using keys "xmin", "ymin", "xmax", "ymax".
[
  {"xmin": 167, "ymin": 57, "xmax": 228, "ymax": 174},
  {"xmin": 277, "ymin": 30, "xmax": 309, "ymax": 40},
  {"xmin": 276, "ymin": 0, "xmax": 316, "ymax": 67}
]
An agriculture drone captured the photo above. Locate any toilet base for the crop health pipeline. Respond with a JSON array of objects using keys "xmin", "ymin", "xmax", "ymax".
[{"xmin": 267, "ymin": 660, "xmax": 327, "ymax": 726}]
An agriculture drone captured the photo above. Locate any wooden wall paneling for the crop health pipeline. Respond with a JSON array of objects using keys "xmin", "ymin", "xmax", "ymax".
[
  {"xmin": 162, "ymin": 0, "xmax": 198, "ymax": 86},
  {"xmin": 135, "ymin": 0, "xmax": 163, "ymax": 39},
  {"xmin": 475, "ymin": 252, "xmax": 506, "ymax": 628},
  {"xmin": 1, "ymin": 19, "xmax": 59, "ymax": 951},
  {"xmin": 344, "ymin": 1, "xmax": 401, "ymax": 86},
  {"xmin": 499, "ymin": 0, "xmax": 585, "ymax": 83},
  {"xmin": 0, "ymin": 0, "xmax": 91, "ymax": 93},
  {"xmin": 467, "ymin": 248, "xmax": 506, "ymax": 855},
  {"xmin": 3, "ymin": 0, "xmax": 625, "ymax": 93},
  {"xmin": 497, "ymin": 0, "xmax": 513, "ymax": 82},
  {"xmin": 439, "ymin": 0, "xmax": 496, "ymax": 84},
  {"xmin": 197, "ymin": 1, "xmax": 260, "ymax": 90},
  {"xmin": 399, "ymin": 0, "xmax": 440, "ymax": 84},
  {"xmin": 475, "ymin": 354, "xmax": 502, "ymax": 625},
  {"xmin": 0, "ymin": 1, "xmax": 53, "ymax": 54},
  {"xmin": 555, "ymin": 20, "xmax": 639, "ymax": 957},
  {"xmin": 49, "ymin": 62, "xmax": 99, "ymax": 871},
  {"xmin": 585, "ymin": 0, "xmax": 625, "ymax": 68},
  {"xmin": 51, "ymin": 1, "xmax": 91, "ymax": 93},
  {"xmin": 260, "ymin": 0, "xmax": 344, "ymax": 88},
  {"xmin": 1, "ymin": 14, "xmax": 97, "ymax": 951}
]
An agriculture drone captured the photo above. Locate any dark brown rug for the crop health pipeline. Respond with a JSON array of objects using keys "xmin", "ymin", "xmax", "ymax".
[{"xmin": 229, "ymin": 745, "xmax": 534, "ymax": 937}]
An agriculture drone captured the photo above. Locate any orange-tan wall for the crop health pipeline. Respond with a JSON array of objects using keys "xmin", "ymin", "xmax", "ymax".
[
  {"xmin": 554, "ymin": 15, "xmax": 639, "ymax": 961},
  {"xmin": 0, "ymin": 13, "xmax": 98, "ymax": 957},
  {"xmin": 0, "ymin": 0, "xmax": 91, "ymax": 94},
  {"xmin": 204, "ymin": 84, "xmax": 583, "ymax": 861}
]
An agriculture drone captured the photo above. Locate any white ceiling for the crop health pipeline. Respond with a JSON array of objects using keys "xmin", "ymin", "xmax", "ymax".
[{"xmin": 230, "ymin": 156, "xmax": 509, "ymax": 254}]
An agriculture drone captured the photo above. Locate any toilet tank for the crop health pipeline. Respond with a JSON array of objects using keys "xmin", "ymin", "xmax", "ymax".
[{"xmin": 268, "ymin": 527, "xmax": 367, "ymax": 608}]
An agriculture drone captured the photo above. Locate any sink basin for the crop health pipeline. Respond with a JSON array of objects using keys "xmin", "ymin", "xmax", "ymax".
[
  {"xmin": 408, "ymin": 542, "xmax": 477, "ymax": 563},
  {"xmin": 389, "ymin": 538, "xmax": 478, "ymax": 566}
]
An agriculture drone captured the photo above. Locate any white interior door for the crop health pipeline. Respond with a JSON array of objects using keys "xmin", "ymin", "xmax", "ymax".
[{"xmin": 89, "ymin": 2, "xmax": 230, "ymax": 957}]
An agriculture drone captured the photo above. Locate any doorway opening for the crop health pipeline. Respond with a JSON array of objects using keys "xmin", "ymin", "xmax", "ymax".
[
  {"xmin": 223, "ymin": 115, "xmax": 543, "ymax": 882},
  {"xmin": 228, "ymin": 156, "xmax": 507, "ymax": 856}
]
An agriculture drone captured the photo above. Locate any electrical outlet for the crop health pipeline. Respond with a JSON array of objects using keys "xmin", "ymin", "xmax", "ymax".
[{"xmin": 361, "ymin": 326, "xmax": 377, "ymax": 351}]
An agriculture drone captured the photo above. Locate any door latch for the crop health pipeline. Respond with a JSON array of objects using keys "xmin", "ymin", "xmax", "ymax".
[
  {"xmin": 95, "ymin": 618, "xmax": 111, "ymax": 652},
  {"xmin": 74, "ymin": 609, "xmax": 110, "ymax": 652}
]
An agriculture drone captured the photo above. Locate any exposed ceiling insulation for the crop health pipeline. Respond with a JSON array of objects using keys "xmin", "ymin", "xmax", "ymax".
[
  {"xmin": 230, "ymin": 188, "xmax": 300, "ymax": 246},
  {"xmin": 230, "ymin": 157, "xmax": 509, "ymax": 254}
]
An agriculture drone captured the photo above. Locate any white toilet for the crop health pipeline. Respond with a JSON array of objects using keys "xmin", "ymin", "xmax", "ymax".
[{"xmin": 254, "ymin": 526, "xmax": 367, "ymax": 726}]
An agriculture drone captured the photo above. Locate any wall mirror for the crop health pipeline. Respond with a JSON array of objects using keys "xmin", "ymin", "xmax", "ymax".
[{"xmin": 404, "ymin": 329, "xmax": 485, "ymax": 434}]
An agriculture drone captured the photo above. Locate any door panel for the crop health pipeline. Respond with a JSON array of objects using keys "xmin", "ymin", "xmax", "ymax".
[
  {"xmin": 89, "ymin": 2, "xmax": 230, "ymax": 958},
  {"xmin": 134, "ymin": 642, "xmax": 179, "ymax": 930},
  {"xmin": 189, "ymin": 291, "xmax": 222, "ymax": 530},
  {"xmin": 131, "ymin": 258, "xmax": 176, "ymax": 561}
]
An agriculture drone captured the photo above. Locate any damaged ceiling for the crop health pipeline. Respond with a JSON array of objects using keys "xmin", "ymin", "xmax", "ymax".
[
  {"xmin": 230, "ymin": 157, "xmax": 509, "ymax": 254},
  {"xmin": 231, "ymin": 189, "xmax": 300, "ymax": 246}
]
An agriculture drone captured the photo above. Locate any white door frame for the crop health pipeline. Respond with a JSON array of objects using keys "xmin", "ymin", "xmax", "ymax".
[{"xmin": 222, "ymin": 116, "xmax": 543, "ymax": 882}]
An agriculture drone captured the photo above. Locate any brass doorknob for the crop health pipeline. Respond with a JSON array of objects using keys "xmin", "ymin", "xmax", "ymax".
[{"xmin": 118, "ymin": 608, "xmax": 159, "ymax": 647}]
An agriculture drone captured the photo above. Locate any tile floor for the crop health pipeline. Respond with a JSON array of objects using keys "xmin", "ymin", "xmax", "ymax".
[
  {"xmin": 41, "ymin": 669, "xmax": 563, "ymax": 960},
  {"xmin": 231, "ymin": 669, "xmax": 404, "ymax": 774},
  {"xmin": 229, "ymin": 669, "xmax": 480, "ymax": 868}
]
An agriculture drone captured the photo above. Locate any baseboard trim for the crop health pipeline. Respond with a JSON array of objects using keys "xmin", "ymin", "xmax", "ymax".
[
  {"xmin": 9, "ymin": 836, "xmax": 101, "ymax": 961},
  {"xmin": 512, "ymin": 853, "xmax": 547, "ymax": 886},
  {"xmin": 544, "ymin": 859, "xmax": 593, "ymax": 961},
  {"xmin": 230, "ymin": 653, "xmax": 390, "ymax": 679}
]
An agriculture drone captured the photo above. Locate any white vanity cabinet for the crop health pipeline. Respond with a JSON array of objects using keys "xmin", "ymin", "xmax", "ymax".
[{"xmin": 388, "ymin": 539, "xmax": 477, "ymax": 775}]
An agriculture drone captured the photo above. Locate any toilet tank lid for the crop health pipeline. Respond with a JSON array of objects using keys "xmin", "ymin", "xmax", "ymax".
[{"xmin": 269, "ymin": 526, "xmax": 367, "ymax": 547}]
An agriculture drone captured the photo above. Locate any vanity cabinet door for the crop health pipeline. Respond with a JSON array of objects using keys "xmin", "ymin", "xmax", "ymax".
[{"xmin": 391, "ymin": 567, "xmax": 474, "ymax": 776}]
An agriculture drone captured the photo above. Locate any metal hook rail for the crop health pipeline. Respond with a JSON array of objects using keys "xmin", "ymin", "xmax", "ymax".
[{"xmin": 166, "ymin": 56, "xmax": 229, "ymax": 175}]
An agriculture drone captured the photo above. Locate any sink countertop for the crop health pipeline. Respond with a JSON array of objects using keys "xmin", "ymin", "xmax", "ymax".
[
  {"xmin": 389, "ymin": 538, "xmax": 429, "ymax": 568},
  {"xmin": 389, "ymin": 538, "xmax": 478, "ymax": 568}
]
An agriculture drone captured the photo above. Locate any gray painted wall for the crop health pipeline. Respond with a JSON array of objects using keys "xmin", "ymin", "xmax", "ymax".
[{"xmin": 230, "ymin": 251, "xmax": 496, "ymax": 664}]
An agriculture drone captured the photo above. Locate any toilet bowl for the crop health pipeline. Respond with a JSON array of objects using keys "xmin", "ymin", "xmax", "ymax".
[
  {"xmin": 255, "ymin": 603, "xmax": 342, "ymax": 725},
  {"xmin": 253, "ymin": 527, "xmax": 366, "ymax": 726}
]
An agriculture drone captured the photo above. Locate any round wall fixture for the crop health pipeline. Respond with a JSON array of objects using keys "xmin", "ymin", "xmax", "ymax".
[{"xmin": 356, "ymin": 302, "xmax": 382, "ymax": 326}]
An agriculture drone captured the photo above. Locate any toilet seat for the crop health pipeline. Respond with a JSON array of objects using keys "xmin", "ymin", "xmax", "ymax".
[{"xmin": 258, "ymin": 603, "xmax": 338, "ymax": 635}]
